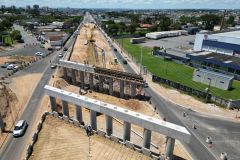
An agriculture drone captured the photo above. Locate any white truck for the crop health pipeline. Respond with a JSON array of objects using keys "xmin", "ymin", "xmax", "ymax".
[{"xmin": 130, "ymin": 37, "xmax": 145, "ymax": 44}]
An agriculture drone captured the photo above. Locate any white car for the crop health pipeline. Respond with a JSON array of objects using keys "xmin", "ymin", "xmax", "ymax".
[
  {"xmin": 58, "ymin": 53, "xmax": 63, "ymax": 57},
  {"xmin": 144, "ymin": 81, "xmax": 148, "ymax": 87},
  {"xmin": 35, "ymin": 52, "xmax": 43, "ymax": 56},
  {"xmin": 7, "ymin": 64, "xmax": 18, "ymax": 70}
]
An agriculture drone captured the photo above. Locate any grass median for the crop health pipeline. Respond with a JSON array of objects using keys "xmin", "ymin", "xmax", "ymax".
[{"xmin": 117, "ymin": 38, "xmax": 240, "ymax": 100}]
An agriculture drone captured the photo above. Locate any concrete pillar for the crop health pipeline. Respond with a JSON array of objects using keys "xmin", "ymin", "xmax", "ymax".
[
  {"xmin": 105, "ymin": 115, "xmax": 113, "ymax": 136},
  {"xmin": 131, "ymin": 82, "xmax": 136, "ymax": 98},
  {"xmin": 165, "ymin": 136, "xmax": 175, "ymax": 160},
  {"xmin": 63, "ymin": 67, "xmax": 67, "ymax": 79},
  {"xmin": 89, "ymin": 73, "xmax": 93, "ymax": 90},
  {"xmin": 99, "ymin": 75, "xmax": 103, "ymax": 93},
  {"xmin": 71, "ymin": 69, "xmax": 76, "ymax": 85},
  {"xmin": 109, "ymin": 78, "xmax": 113, "ymax": 95},
  {"xmin": 0, "ymin": 111, "xmax": 5, "ymax": 131},
  {"xmin": 61, "ymin": 100, "xmax": 69, "ymax": 117},
  {"xmin": 75, "ymin": 105, "xmax": 83, "ymax": 124},
  {"xmin": 90, "ymin": 110, "xmax": 97, "ymax": 131},
  {"xmin": 120, "ymin": 80, "xmax": 124, "ymax": 98},
  {"xmin": 49, "ymin": 96, "xmax": 57, "ymax": 112},
  {"xmin": 143, "ymin": 128, "xmax": 152, "ymax": 149},
  {"xmin": 123, "ymin": 121, "xmax": 131, "ymax": 142},
  {"xmin": 80, "ymin": 71, "xmax": 84, "ymax": 87}
]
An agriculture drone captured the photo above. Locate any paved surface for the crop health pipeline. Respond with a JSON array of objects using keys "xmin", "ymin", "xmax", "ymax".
[
  {"xmin": 0, "ymin": 25, "xmax": 80, "ymax": 160},
  {"xmin": 99, "ymin": 29, "xmax": 240, "ymax": 160},
  {"xmin": 13, "ymin": 25, "xmax": 38, "ymax": 44}
]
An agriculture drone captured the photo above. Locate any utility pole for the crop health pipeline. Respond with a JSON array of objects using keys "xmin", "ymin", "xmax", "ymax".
[
  {"xmin": 140, "ymin": 46, "xmax": 143, "ymax": 75},
  {"xmin": 205, "ymin": 78, "xmax": 211, "ymax": 103}
]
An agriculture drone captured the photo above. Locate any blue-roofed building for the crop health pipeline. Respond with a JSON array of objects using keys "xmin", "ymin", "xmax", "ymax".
[{"xmin": 193, "ymin": 68, "xmax": 234, "ymax": 90}]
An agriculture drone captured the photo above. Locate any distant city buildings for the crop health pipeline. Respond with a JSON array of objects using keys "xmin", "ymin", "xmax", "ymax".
[
  {"xmin": 11, "ymin": 5, "xmax": 16, "ymax": 9},
  {"xmin": 42, "ymin": 6, "xmax": 49, "ymax": 11},
  {"xmin": 1, "ymin": 5, "xmax": 6, "ymax": 9},
  {"xmin": 26, "ymin": 5, "xmax": 31, "ymax": 10},
  {"xmin": 33, "ymin": 4, "xmax": 39, "ymax": 10}
]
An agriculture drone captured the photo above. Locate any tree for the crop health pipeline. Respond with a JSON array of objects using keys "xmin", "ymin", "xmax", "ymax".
[
  {"xmin": 106, "ymin": 24, "xmax": 118, "ymax": 36},
  {"xmin": 128, "ymin": 22, "xmax": 137, "ymax": 34},
  {"xmin": 142, "ymin": 17, "xmax": 152, "ymax": 24},
  {"xmin": 21, "ymin": 21, "xmax": 29, "ymax": 28},
  {"xmin": 227, "ymin": 16, "xmax": 234, "ymax": 24},
  {"xmin": 147, "ymin": 24, "xmax": 158, "ymax": 32},
  {"xmin": 231, "ymin": 22, "xmax": 237, "ymax": 27},
  {"xmin": 66, "ymin": 28, "xmax": 73, "ymax": 33},
  {"xmin": 1, "ymin": 20, "xmax": 12, "ymax": 28},
  {"xmin": 201, "ymin": 14, "xmax": 219, "ymax": 31},
  {"xmin": 159, "ymin": 17, "xmax": 170, "ymax": 31},
  {"xmin": 10, "ymin": 30, "xmax": 20, "ymax": 38},
  {"xmin": 132, "ymin": 17, "xmax": 141, "ymax": 23},
  {"xmin": 14, "ymin": 34, "xmax": 22, "ymax": 41},
  {"xmin": 171, "ymin": 22, "xmax": 182, "ymax": 30}
]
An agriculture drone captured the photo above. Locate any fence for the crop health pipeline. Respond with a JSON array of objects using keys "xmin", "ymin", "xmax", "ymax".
[
  {"xmin": 112, "ymin": 37, "xmax": 237, "ymax": 109},
  {"xmin": 113, "ymin": 34, "xmax": 141, "ymax": 39}
]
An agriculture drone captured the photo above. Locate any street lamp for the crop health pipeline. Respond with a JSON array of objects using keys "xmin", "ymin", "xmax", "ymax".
[
  {"xmin": 140, "ymin": 46, "xmax": 145, "ymax": 75},
  {"xmin": 205, "ymin": 78, "xmax": 211, "ymax": 102}
]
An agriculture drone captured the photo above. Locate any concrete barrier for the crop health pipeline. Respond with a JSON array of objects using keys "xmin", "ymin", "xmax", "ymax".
[
  {"xmin": 63, "ymin": 115, "xmax": 69, "ymax": 122},
  {"xmin": 110, "ymin": 134, "xmax": 119, "ymax": 143},
  {"xmin": 32, "ymin": 132, "xmax": 38, "ymax": 144},
  {"xmin": 125, "ymin": 140, "xmax": 134, "ymax": 149},
  {"xmin": 37, "ymin": 122, "xmax": 42, "ymax": 131},
  {"xmin": 53, "ymin": 111, "xmax": 59, "ymax": 118},
  {"xmin": 141, "ymin": 147, "xmax": 152, "ymax": 157},
  {"xmin": 134, "ymin": 147, "xmax": 141, "ymax": 153},
  {"xmin": 97, "ymin": 129, "xmax": 106, "ymax": 137},
  {"xmin": 73, "ymin": 119, "xmax": 80, "ymax": 127}
]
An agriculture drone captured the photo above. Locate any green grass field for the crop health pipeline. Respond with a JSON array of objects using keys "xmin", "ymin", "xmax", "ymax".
[
  {"xmin": 117, "ymin": 38, "xmax": 240, "ymax": 100},
  {"xmin": 4, "ymin": 36, "xmax": 18, "ymax": 45}
]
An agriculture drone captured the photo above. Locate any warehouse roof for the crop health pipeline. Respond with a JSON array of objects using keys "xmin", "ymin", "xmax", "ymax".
[
  {"xmin": 195, "ymin": 68, "xmax": 234, "ymax": 80},
  {"xmin": 187, "ymin": 51, "xmax": 240, "ymax": 70}
]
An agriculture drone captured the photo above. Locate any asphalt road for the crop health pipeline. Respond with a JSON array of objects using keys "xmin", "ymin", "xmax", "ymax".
[
  {"xmin": 98, "ymin": 26, "xmax": 240, "ymax": 160},
  {"xmin": 13, "ymin": 25, "xmax": 38, "ymax": 44},
  {"xmin": 0, "ymin": 25, "xmax": 81, "ymax": 160}
]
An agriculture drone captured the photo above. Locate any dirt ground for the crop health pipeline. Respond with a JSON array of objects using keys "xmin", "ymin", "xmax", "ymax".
[
  {"xmin": 28, "ymin": 115, "xmax": 154, "ymax": 160},
  {"xmin": 113, "ymin": 40, "xmax": 239, "ymax": 119},
  {"xmin": 0, "ymin": 56, "xmax": 35, "ymax": 65},
  {"xmin": 0, "ymin": 46, "xmax": 20, "ymax": 53}
]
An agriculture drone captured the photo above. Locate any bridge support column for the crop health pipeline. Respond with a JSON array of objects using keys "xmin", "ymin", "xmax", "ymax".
[
  {"xmin": 0, "ymin": 111, "xmax": 5, "ymax": 131},
  {"xmin": 143, "ymin": 128, "xmax": 151, "ymax": 149},
  {"xmin": 131, "ymin": 82, "xmax": 136, "ymax": 98},
  {"xmin": 75, "ymin": 105, "xmax": 83, "ymax": 124},
  {"xmin": 123, "ymin": 121, "xmax": 131, "ymax": 142},
  {"xmin": 105, "ymin": 115, "xmax": 113, "ymax": 136},
  {"xmin": 49, "ymin": 96, "xmax": 57, "ymax": 112},
  {"xmin": 99, "ymin": 75, "xmax": 103, "ymax": 93},
  {"xmin": 120, "ymin": 80, "xmax": 124, "ymax": 98},
  {"xmin": 61, "ymin": 100, "xmax": 69, "ymax": 117},
  {"xmin": 71, "ymin": 69, "xmax": 76, "ymax": 85},
  {"xmin": 165, "ymin": 136, "xmax": 175, "ymax": 160},
  {"xmin": 90, "ymin": 110, "xmax": 97, "ymax": 131},
  {"xmin": 109, "ymin": 78, "xmax": 113, "ymax": 95},
  {"xmin": 63, "ymin": 67, "xmax": 67, "ymax": 79},
  {"xmin": 89, "ymin": 73, "xmax": 93, "ymax": 90},
  {"xmin": 80, "ymin": 71, "xmax": 84, "ymax": 87}
]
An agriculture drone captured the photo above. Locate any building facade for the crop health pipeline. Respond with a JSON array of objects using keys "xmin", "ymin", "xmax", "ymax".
[
  {"xmin": 26, "ymin": 5, "xmax": 31, "ymax": 10},
  {"xmin": 33, "ymin": 4, "xmax": 39, "ymax": 10}
]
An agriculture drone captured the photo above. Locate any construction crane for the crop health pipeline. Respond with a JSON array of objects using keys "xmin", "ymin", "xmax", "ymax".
[
  {"xmin": 220, "ymin": 10, "xmax": 226, "ymax": 30},
  {"xmin": 136, "ymin": 82, "xmax": 145, "ymax": 99},
  {"xmin": 92, "ymin": 42, "xmax": 106, "ymax": 68}
]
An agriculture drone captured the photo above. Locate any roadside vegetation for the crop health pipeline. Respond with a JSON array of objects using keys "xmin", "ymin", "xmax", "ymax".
[{"xmin": 116, "ymin": 38, "xmax": 240, "ymax": 100}]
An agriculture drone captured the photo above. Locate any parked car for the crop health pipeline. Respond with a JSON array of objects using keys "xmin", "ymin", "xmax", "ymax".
[
  {"xmin": 59, "ymin": 53, "xmax": 63, "ymax": 57},
  {"xmin": 144, "ymin": 81, "xmax": 148, "ymax": 87},
  {"xmin": 123, "ymin": 60, "xmax": 127, "ymax": 64},
  {"xmin": 114, "ymin": 48, "xmax": 117, "ymax": 52},
  {"xmin": 48, "ymin": 47, "xmax": 53, "ymax": 50},
  {"xmin": 40, "ymin": 45, "xmax": 45, "ymax": 48},
  {"xmin": 1, "ymin": 63, "xmax": 10, "ymax": 68},
  {"xmin": 41, "ymin": 41, "xmax": 45, "ymax": 44},
  {"xmin": 13, "ymin": 120, "xmax": 28, "ymax": 137},
  {"xmin": 7, "ymin": 64, "xmax": 17, "ymax": 70},
  {"xmin": 51, "ymin": 64, "xmax": 57, "ymax": 69},
  {"xmin": 63, "ymin": 47, "xmax": 68, "ymax": 51},
  {"xmin": 36, "ymin": 52, "xmax": 43, "ymax": 56}
]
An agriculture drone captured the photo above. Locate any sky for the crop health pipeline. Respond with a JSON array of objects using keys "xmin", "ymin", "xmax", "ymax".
[{"xmin": 1, "ymin": 0, "xmax": 240, "ymax": 9}]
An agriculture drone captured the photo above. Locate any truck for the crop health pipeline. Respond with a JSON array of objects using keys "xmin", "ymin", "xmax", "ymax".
[{"xmin": 130, "ymin": 37, "xmax": 145, "ymax": 44}]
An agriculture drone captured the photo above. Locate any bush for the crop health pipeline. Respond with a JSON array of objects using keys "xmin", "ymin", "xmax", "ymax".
[{"xmin": 14, "ymin": 34, "xmax": 22, "ymax": 41}]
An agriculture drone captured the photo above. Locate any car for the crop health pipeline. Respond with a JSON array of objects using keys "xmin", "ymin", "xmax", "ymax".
[
  {"xmin": 51, "ymin": 64, "xmax": 57, "ymax": 69},
  {"xmin": 123, "ymin": 60, "xmax": 127, "ymax": 64},
  {"xmin": 48, "ymin": 47, "xmax": 53, "ymax": 50},
  {"xmin": 63, "ymin": 47, "xmax": 68, "ymax": 51},
  {"xmin": 58, "ymin": 53, "xmax": 63, "ymax": 57},
  {"xmin": 40, "ymin": 45, "xmax": 45, "ymax": 48},
  {"xmin": 1, "ymin": 63, "xmax": 10, "ymax": 68},
  {"xmin": 7, "ymin": 64, "xmax": 16, "ymax": 70},
  {"xmin": 144, "ymin": 81, "xmax": 148, "ymax": 87},
  {"xmin": 41, "ymin": 41, "xmax": 45, "ymax": 44},
  {"xmin": 114, "ymin": 48, "xmax": 117, "ymax": 52},
  {"xmin": 110, "ymin": 44, "xmax": 113, "ymax": 47},
  {"xmin": 13, "ymin": 120, "xmax": 28, "ymax": 137},
  {"xmin": 36, "ymin": 52, "xmax": 43, "ymax": 56}
]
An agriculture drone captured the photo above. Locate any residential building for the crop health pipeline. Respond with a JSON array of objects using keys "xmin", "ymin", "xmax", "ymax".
[
  {"xmin": 26, "ymin": 5, "xmax": 31, "ymax": 10},
  {"xmin": 33, "ymin": 4, "xmax": 39, "ymax": 10},
  {"xmin": 11, "ymin": 5, "xmax": 16, "ymax": 9},
  {"xmin": 1, "ymin": 5, "xmax": 6, "ymax": 9}
]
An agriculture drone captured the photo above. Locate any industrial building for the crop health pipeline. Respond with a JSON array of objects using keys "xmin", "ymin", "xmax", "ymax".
[
  {"xmin": 193, "ymin": 68, "xmax": 234, "ymax": 90},
  {"xmin": 191, "ymin": 29, "xmax": 240, "ymax": 80},
  {"xmin": 146, "ymin": 30, "xmax": 188, "ymax": 39},
  {"xmin": 181, "ymin": 26, "xmax": 201, "ymax": 34}
]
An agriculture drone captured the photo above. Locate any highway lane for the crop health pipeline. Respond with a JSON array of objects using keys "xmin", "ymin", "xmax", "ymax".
[{"xmin": 0, "ymin": 24, "xmax": 81, "ymax": 160}]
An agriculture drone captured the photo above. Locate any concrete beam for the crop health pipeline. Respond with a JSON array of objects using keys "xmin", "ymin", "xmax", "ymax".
[
  {"xmin": 61, "ymin": 100, "xmax": 69, "ymax": 117},
  {"xmin": 123, "ymin": 121, "xmax": 131, "ymax": 142},
  {"xmin": 75, "ymin": 105, "xmax": 83, "ymax": 124},
  {"xmin": 90, "ymin": 110, "xmax": 97, "ymax": 131},
  {"xmin": 131, "ymin": 82, "xmax": 136, "ymax": 98},
  {"xmin": 63, "ymin": 67, "xmax": 67, "ymax": 79},
  {"xmin": 44, "ymin": 85, "xmax": 191, "ymax": 143},
  {"xmin": 59, "ymin": 59, "xmax": 95, "ymax": 73},
  {"xmin": 89, "ymin": 73, "xmax": 93, "ymax": 90},
  {"xmin": 109, "ymin": 78, "xmax": 113, "ymax": 95},
  {"xmin": 105, "ymin": 115, "xmax": 113, "ymax": 136},
  {"xmin": 80, "ymin": 71, "xmax": 84, "ymax": 86},
  {"xmin": 71, "ymin": 69, "xmax": 76, "ymax": 85},
  {"xmin": 165, "ymin": 136, "xmax": 175, "ymax": 160},
  {"xmin": 120, "ymin": 80, "xmax": 124, "ymax": 98},
  {"xmin": 49, "ymin": 96, "xmax": 57, "ymax": 112},
  {"xmin": 99, "ymin": 75, "xmax": 103, "ymax": 93},
  {"xmin": 143, "ymin": 128, "xmax": 151, "ymax": 149}
]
